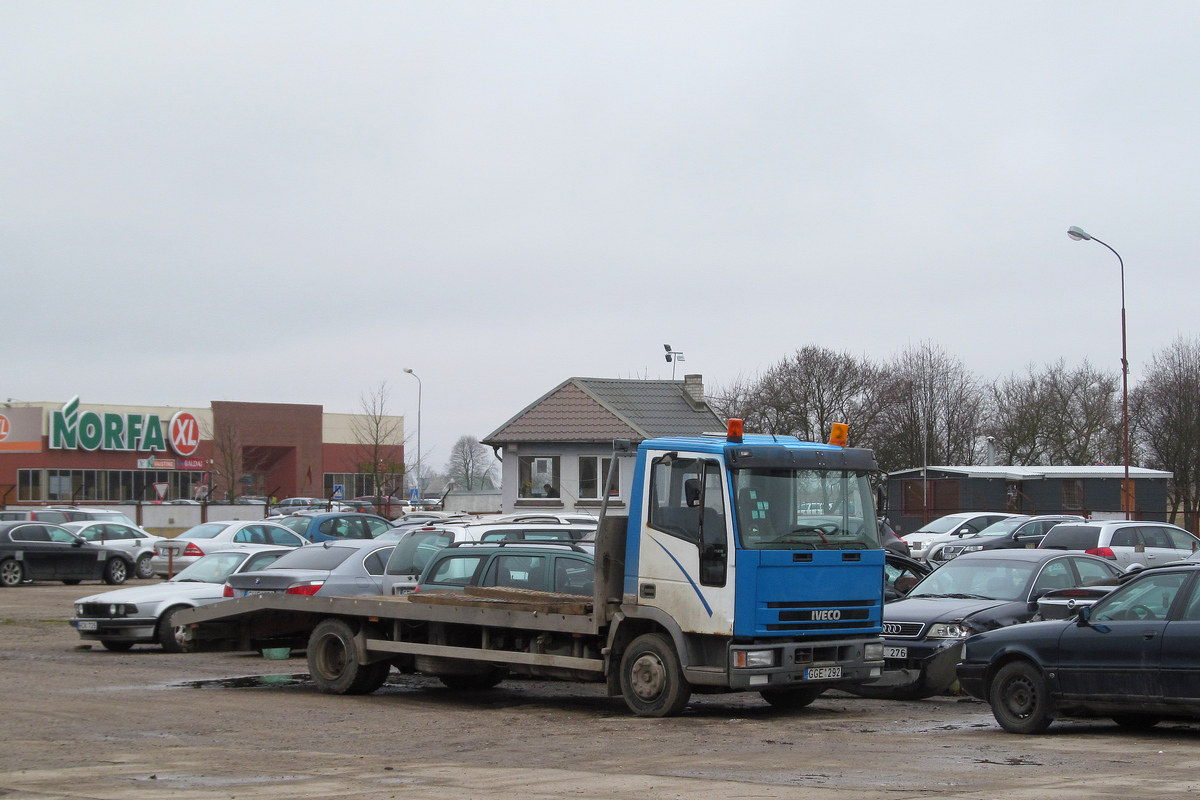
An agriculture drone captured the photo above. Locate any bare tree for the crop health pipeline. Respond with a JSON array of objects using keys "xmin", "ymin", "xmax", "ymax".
[
  {"xmin": 444, "ymin": 435, "xmax": 496, "ymax": 491},
  {"xmin": 349, "ymin": 381, "xmax": 406, "ymax": 504},
  {"xmin": 1133, "ymin": 337, "xmax": 1200, "ymax": 529},
  {"xmin": 208, "ymin": 416, "xmax": 244, "ymax": 502}
]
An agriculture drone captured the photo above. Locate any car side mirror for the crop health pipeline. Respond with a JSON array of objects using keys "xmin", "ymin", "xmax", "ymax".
[
  {"xmin": 958, "ymin": 527, "xmax": 971, "ymax": 536},
  {"xmin": 1075, "ymin": 606, "xmax": 1092, "ymax": 627},
  {"xmin": 71, "ymin": 539, "xmax": 83, "ymax": 548}
]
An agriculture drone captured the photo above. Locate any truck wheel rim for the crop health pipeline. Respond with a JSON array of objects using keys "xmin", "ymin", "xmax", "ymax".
[
  {"xmin": 629, "ymin": 653, "xmax": 667, "ymax": 701},
  {"xmin": 1002, "ymin": 676, "xmax": 1035, "ymax": 718},
  {"xmin": 316, "ymin": 635, "xmax": 347, "ymax": 679}
]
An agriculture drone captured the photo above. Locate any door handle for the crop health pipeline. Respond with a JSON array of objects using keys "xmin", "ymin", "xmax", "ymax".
[{"xmin": 1143, "ymin": 630, "xmax": 1158, "ymax": 640}]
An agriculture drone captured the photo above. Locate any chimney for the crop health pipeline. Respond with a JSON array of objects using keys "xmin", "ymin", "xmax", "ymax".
[{"xmin": 683, "ymin": 374, "xmax": 705, "ymax": 410}]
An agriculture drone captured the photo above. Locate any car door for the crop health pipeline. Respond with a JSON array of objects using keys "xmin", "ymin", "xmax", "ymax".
[
  {"xmin": 1014, "ymin": 520, "xmax": 1054, "ymax": 549},
  {"xmin": 1151, "ymin": 526, "xmax": 1199, "ymax": 563},
  {"xmin": 1056, "ymin": 571, "xmax": 1188, "ymax": 703},
  {"xmin": 9, "ymin": 525, "xmax": 58, "ymax": 579},
  {"xmin": 1159, "ymin": 573, "xmax": 1200, "ymax": 701},
  {"xmin": 49, "ymin": 526, "xmax": 103, "ymax": 579},
  {"xmin": 1106, "ymin": 526, "xmax": 1143, "ymax": 568},
  {"xmin": 356, "ymin": 546, "xmax": 395, "ymax": 592}
]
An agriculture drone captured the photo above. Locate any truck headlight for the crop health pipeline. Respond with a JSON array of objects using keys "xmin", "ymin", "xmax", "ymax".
[
  {"xmin": 864, "ymin": 642, "xmax": 884, "ymax": 661},
  {"xmin": 733, "ymin": 649, "xmax": 778, "ymax": 668},
  {"xmin": 927, "ymin": 623, "xmax": 972, "ymax": 639}
]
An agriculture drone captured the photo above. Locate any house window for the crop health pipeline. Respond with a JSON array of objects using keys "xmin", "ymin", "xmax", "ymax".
[
  {"xmin": 18, "ymin": 469, "xmax": 41, "ymax": 502},
  {"xmin": 518, "ymin": 456, "xmax": 560, "ymax": 499},
  {"xmin": 578, "ymin": 456, "xmax": 619, "ymax": 499},
  {"xmin": 1062, "ymin": 479, "xmax": 1084, "ymax": 511}
]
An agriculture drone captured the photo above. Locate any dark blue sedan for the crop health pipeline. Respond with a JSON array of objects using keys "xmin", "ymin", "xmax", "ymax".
[{"xmin": 958, "ymin": 562, "xmax": 1200, "ymax": 733}]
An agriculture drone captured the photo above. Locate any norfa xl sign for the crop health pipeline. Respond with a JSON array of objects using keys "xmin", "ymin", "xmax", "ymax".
[{"xmin": 49, "ymin": 397, "xmax": 201, "ymax": 457}]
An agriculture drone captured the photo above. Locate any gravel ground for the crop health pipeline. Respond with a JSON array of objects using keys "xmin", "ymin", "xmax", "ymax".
[{"xmin": 4, "ymin": 581, "xmax": 1200, "ymax": 799}]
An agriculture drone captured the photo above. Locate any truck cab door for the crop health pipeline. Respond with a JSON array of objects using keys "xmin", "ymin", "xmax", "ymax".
[{"xmin": 697, "ymin": 461, "xmax": 728, "ymax": 587}]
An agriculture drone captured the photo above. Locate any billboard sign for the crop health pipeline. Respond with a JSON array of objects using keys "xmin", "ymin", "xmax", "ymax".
[
  {"xmin": 0, "ymin": 407, "xmax": 43, "ymax": 452},
  {"xmin": 49, "ymin": 397, "xmax": 204, "ymax": 456}
]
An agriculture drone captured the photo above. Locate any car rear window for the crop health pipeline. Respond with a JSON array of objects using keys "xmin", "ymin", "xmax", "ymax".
[
  {"xmin": 1040, "ymin": 524, "xmax": 1100, "ymax": 551},
  {"xmin": 182, "ymin": 522, "xmax": 232, "ymax": 539},
  {"xmin": 267, "ymin": 547, "xmax": 356, "ymax": 570}
]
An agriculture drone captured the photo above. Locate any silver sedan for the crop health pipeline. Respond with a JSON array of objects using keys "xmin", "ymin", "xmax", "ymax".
[
  {"xmin": 63, "ymin": 521, "xmax": 164, "ymax": 579},
  {"xmin": 150, "ymin": 520, "xmax": 306, "ymax": 576},
  {"xmin": 70, "ymin": 546, "xmax": 291, "ymax": 652},
  {"xmin": 226, "ymin": 540, "xmax": 396, "ymax": 597}
]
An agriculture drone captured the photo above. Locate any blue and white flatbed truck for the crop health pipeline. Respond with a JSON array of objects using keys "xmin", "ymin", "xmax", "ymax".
[{"xmin": 177, "ymin": 422, "xmax": 887, "ymax": 716}]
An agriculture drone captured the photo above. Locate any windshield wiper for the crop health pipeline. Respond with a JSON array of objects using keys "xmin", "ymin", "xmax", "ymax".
[{"xmin": 914, "ymin": 592, "xmax": 994, "ymax": 600}]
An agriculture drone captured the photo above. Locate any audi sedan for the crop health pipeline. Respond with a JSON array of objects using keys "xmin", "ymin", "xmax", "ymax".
[
  {"xmin": 150, "ymin": 520, "xmax": 305, "ymax": 576},
  {"xmin": 71, "ymin": 547, "xmax": 290, "ymax": 651},
  {"xmin": 850, "ymin": 549, "xmax": 1121, "ymax": 700}
]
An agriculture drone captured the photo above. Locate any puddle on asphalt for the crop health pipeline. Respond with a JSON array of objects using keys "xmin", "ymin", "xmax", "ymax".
[{"xmin": 174, "ymin": 673, "xmax": 312, "ymax": 689}]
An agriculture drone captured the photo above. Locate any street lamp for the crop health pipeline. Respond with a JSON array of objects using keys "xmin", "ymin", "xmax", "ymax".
[
  {"xmin": 663, "ymin": 344, "xmax": 685, "ymax": 380},
  {"xmin": 403, "ymin": 368, "xmax": 422, "ymax": 503},
  {"xmin": 1068, "ymin": 226, "xmax": 1131, "ymax": 519}
]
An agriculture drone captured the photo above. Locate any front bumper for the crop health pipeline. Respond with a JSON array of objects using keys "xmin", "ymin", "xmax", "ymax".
[
  {"xmin": 726, "ymin": 637, "xmax": 885, "ymax": 690},
  {"xmin": 71, "ymin": 616, "xmax": 158, "ymax": 642},
  {"xmin": 955, "ymin": 661, "xmax": 989, "ymax": 700},
  {"xmin": 873, "ymin": 636, "xmax": 965, "ymax": 690}
]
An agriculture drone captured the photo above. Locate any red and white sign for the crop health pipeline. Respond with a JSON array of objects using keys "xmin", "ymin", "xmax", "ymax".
[
  {"xmin": 178, "ymin": 458, "xmax": 205, "ymax": 469},
  {"xmin": 153, "ymin": 482, "xmax": 169, "ymax": 500},
  {"xmin": 0, "ymin": 414, "xmax": 8, "ymax": 441},
  {"xmin": 169, "ymin": 411, "xmax": 201, "ymax": 456}
]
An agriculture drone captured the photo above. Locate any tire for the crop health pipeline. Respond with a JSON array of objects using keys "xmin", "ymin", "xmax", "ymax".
[
  {"xmin": 103, "ymin": 558, "xmax": 128, "ymax": 585},
  {"xmin": 439, "ymin": 669, "xmax": 505, "ymax": 691},
  {"xmin": 100, "ymin": 639, "xmax": 134, "ymax": 652},
  {"xmin": 136, "ymin": 553, "xmax": 155, "ymax": 580},
  {"xmin": 157, "ymin": 605, "xmax": 188, "ymax": 653},
  {"xmin": 1112, "ymin": 714, "xmax": 1162, "ymax": 730},
  {"xmin": 619, "ymin": 632, "xmax": 692, "ymax": 717},
  {"xmin": 0, "ymin": 559, "xmax": 23, "ymax": 588},
  {"xmin": 306, "ymin": 618, "xmax": 389, "ymax": 695},
  {"xmin": 989, "ymin": 660, "xmax": 1054, "ymax": 734},
  {"xmin": 62, "ymin": 579, "xmax": 81, "ymax": 586},
  {"xmin": 760, "ymin": 687, "xmax": 825, "ymax": 709}
]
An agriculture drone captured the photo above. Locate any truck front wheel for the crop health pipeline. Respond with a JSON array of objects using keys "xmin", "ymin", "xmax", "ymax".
[
  {"xmin": 306, "ymin": 619, "xmax": 390, "ymax": 695},
  {"xmin": 619, "ymin": 633, "xmax": 691, "ymax": 717}
]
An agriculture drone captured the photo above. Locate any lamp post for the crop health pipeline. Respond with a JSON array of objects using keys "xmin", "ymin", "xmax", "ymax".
[
  {"xmin": 1067, "ymin": 226, "xmax": 1131, "ymax": 519},
  {"xmin": 403, "ymin": 368, "xmax": 422, "ymax": 504}
]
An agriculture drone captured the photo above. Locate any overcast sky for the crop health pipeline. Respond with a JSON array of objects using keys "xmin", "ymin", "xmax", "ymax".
[{"xmin": 4, "ymin": 2, "xmax": 1198, "ymax": 470}]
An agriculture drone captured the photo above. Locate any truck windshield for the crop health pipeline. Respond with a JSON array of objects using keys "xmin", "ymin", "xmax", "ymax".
[{"xmin": 732, "ymin": 468, "xmax": 879, "ymax": 550}]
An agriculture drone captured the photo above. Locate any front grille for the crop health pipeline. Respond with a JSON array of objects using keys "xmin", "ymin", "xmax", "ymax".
[
  {"xmin": 78, "ymin": 603, "xmax": 138, "ymax": 618},
  {"xmin": 765, "ymin": 621, "xmax": 876, "ymax": 631},
  {"xmin": 882, "ymin": 621, "xmax": 924, "ymax": 638}
]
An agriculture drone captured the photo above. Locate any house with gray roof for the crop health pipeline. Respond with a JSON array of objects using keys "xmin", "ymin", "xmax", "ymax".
[{"xmin": 483, "ymin": 375, "xmax": 723, "ymax": 514}]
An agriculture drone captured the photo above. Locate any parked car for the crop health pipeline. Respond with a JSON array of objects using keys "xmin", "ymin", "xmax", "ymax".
[
  {"xmin": 70, "ymin": 547, "xmax": 290, "ymax": 652},
  {"xmin": 380, "ymin": 520, "xmax": 596, "ymax": 595},
  {"xmin": 928, "ymin": 515, "xmax": 1085, "ymax": 563},
  {"xmin": 271, "ymin": 497, "xmax": 329, "ymax": 514},
  {"xmin": 0, "ymin": 521, "xmax": 135, "ymax": 587},
  {"xmin": 850, "ymin": 549, "xmax": 1122, "ymax": 700},
  {"xmin": 150, "ymin": 520, "xmax": 306, "ymax": 576},
  {"xmin": 416, "ymin": 541, "xmax": 595, "ymax": 595},
  {"xmin": 0, "ymin": 508, "xmax": 72, "ymax": 524},
  {"xmin": 901, "ymin": 512, "xmax": 1020, "ymax": 561},
  {"xmin": 46, "ymin": 507, "xmax": 138, "ymax": 525},
  {"xmin": 1039, "ymin": 520, "xmax": 1200, "ymax": 568},
  {"xmin": 269, "ymin": 512, "xmax": 394, "ymax": 543},
  {"xmin": 959, "ymin": 562, "xmax": 1200, "ymax": 733},
  {"xmin": 62, "ymin": 521, "xmax": 163, "ymax": 579},
  {"xmin": 226, "ymin": 540, "xmax": 397, "ymax": 598}
]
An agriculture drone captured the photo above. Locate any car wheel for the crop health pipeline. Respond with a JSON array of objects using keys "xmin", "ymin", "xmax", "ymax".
[
  {"xmin": 1112, "ymin": 714, "xmax": 1161, "ymax": 730},
  {"xmin": 759, "ymin": 687, "xmax": 825, "ymax": 709},
  {"xmin": 157, "ymin": 605, "xmax": 189, "ymax": 653},
  {"xmin": 306, "ymin": 618, "xmax": 390, "ymax": 695},
  {"xmin": 100, "ymin": 639, "xmax": 134, "ymax": 652},
  {"xmin": 439, "ymin": 669, "xmax": 505, "ymax": 691},
  {"xmin": 0, "ymin": 559, "xmax": 24, "ymax": 588},
  {"xmin": 136, "ymin": 553, "xmax": 155, "ymax": 580},
  {"xmin": 103, "ymin": 558, "xmax": 128, "ymax": 585},
  {"xmin": 619, "ymin": 632, "xmax": 692, "ymax": 717},
  {"xmin": 62, "ymin": 579, "xmax": 81, "ymax": 586},
  {"xmin": 989, "ymin": 660, "xmax": 1054, "ymax": 734}
]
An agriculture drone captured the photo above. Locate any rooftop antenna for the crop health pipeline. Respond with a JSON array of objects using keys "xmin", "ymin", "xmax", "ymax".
[{"xmin": 663, "ymin": 344, "xmax": 685, "ymax": 380}]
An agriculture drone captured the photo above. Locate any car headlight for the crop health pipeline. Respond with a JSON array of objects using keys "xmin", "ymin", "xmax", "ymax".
[
  {"xmin": 927, "ymin": 623, "xmax": 973, "ymax": 639},
  {"xmin": 962, "ymin": 545, "xmax": 984, "ymax": 553},
  {"xmin": 864, "ymin": 642, "xmax": 884, "ymax": 661},
  {"xmin": 733, "ymin": 649, "xmax": 778, "ymax": 668},
  {"xmin": 75, "ymin": 604, "xmax": 84, "ymax": 616},
  {"xmin": 910, "ymin": 540, "xmax": 925, "ymax": 551}
]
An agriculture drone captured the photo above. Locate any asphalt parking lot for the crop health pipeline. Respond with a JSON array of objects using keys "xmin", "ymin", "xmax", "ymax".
[{"xmin": 5, "ymin": 582, "xmax": 1200, "ymax": 800}]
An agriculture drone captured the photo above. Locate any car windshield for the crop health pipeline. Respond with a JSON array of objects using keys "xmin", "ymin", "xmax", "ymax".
[
  {"xmin": 266, "ymin": 547, "xmax": 355, "ymax": 571},
  {"xmin": 973, "ymin": 517, "xmax": 1031, "ymax": 537},
  {"xmin": 181, "ymin": 522, "xmax": 232, "ymax": 540},
  {"xmin": 170, "ymin": 552, "xmax": 247, "ymax": 583},
  {"xmin": 907, "ymin": 558, "xmax": 1037, "ymax": 601},
  {"xmin": 732, "ymin": 468, "xmax": 880, "ymax": 550},
  {"xmin": 276, "ymin": 517, "xmax": 311, "ymax": 536},
  {"xmin": 386, "ymin": 531, "xmax": 455, "ymax": 575},
  {"xmin": 916, "ymin": 516, "xmax": 975, "ymax": 535}
]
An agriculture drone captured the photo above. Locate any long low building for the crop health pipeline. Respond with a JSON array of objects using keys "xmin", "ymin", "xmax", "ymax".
[
  {"xmin": 885, "ymin": 464, "xmax": 1174, "ymax": 534},
  {"xmin": 0, "ymin": 397, "xmax": 404, "ymax": 505}
]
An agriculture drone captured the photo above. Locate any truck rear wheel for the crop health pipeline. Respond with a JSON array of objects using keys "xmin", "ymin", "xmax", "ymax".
[
  {"xmin": 619, "ymin": 633, "xmax": 691, "ymax": 717},
  {"xmin": 306, "ymin": 619, "xmax": 390, "ymax": 695}
]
